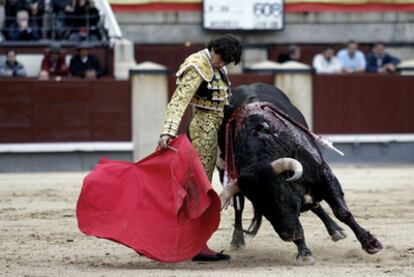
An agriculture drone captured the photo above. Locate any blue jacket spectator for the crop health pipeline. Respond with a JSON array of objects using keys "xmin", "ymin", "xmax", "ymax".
[
  {"xmin": 0, "ymin": 49, "xmax": 27, "ymax": 77},
  {"xmin": 8, "ymin": 10, "xmax": 40, "ymax": 41},
  {"xmin": 336, "ymin": 40, "xmax": 366, "ymax": 73},
  {"xmin": 366, "ymin": 43, "xmax": 400, "ymax": 73}
]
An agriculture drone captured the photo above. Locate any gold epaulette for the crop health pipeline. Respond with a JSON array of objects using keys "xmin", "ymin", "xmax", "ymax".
[{"xmin": 176, "ymin": 49, "xmax": 214, "ymax": 82}]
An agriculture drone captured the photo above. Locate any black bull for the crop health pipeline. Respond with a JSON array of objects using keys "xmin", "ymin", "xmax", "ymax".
[{"xmin": 217, "ymin": 83, "xmax": 383, "ymax": 264}]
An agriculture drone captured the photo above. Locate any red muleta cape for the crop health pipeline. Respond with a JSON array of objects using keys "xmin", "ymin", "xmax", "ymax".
[{"xmin": 76, "ymin": 135, "xmax": 221, "ymax": 263}]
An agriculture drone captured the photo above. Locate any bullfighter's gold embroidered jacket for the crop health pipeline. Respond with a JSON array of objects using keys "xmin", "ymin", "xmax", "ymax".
[{"xmin": 161, "ymin": 49, "xmax": 231, "ymax": 137}]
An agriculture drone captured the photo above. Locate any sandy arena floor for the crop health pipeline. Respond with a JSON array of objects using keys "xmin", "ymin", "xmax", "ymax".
[{"xmin": 1, "ymin": 165, "xmax": 413, "ymax": 277}]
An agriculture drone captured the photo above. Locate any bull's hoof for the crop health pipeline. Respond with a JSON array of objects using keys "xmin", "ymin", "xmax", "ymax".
[
  {"xmin": 231, "ymin": 242, "xmax": 246, "ymax": 251},
  {"xmin": 362, "ymin": 233, "xmax": 383, "ymax": 254},
  {"xmin": 231, "ymin": 229, "xmax": 245, "ymax": 251},
  {"xmin": 331, "ymin": 229, "xmax": 347, "ymax": 242},
  {"xmin": 296, "ymin": 252, "xmax": 315, "ymax": 265}
]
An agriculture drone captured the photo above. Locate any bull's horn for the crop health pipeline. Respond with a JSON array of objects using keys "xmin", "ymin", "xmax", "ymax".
[{"xmin": 271, "ymin": 158, "xmax": 303, "ymax": 181}]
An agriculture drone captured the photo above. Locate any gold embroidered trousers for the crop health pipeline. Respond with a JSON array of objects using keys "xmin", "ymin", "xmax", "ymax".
[{"xmin": 188, "ymin": 108, "xmax": 224, "ymax": 181}]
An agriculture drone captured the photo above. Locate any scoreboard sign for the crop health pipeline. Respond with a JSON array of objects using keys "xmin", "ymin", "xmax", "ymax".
[{"xmin": 203, "ymin": 0, "xmax": 284, "ymax": 31}]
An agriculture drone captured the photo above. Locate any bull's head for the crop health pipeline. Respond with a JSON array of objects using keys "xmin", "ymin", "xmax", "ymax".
[
  {"xmin": 219, "ymin": 158, "xmax": 302, "ymax": 209},
  {"xmin": 269, "ymin": 158, "xmax": 305, "ymax": 241},
  {"xmin": 239, "ymin": 158, "xmax": 305, "ymax": 242}
]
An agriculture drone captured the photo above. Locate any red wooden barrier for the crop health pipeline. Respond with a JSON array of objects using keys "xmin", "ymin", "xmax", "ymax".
[
  {"xmin": 0, "ymin": 79, "xmax": 130, "ymax": 142},
  {"xmin": 313, "ymin": 74, "xmax": 414, "ymax": 134},
  {"xmin": 135, "ymin": 44, "xmax": 205, "ymax": 73},
  {"xmin": 0, "ymin": 74, "xmax": 412, "ymax": 143}
]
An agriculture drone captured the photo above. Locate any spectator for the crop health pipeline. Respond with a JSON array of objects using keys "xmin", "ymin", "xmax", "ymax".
[
  {"xmin": 51, "ymin": 0, "xmax": 74, "ymax": 39},
  {"xmin": 4, "ymin": 0, "xmax": 26, "ymax": 33},
  {"xmin": 0, "ymin": 49, "xmax": 27, "ymax": 77},
  {"xmin": 69, "ymin": 42, "xmax": 103, "ymax": 79},
  {"xmin": 277, "ymin": 45, "xmax": 301, "ymax": 63},
  {"xmin": 52, "ymin": 0, "xmax": 73, "ymax": 14},
  {"xmin": 366, "ymin": 42, "xmax": 400, "ymax": 73},
  {"xmin": 39, "ymin": 43, "xmax": 69, "ymax": 79},
  {"xmin": 312, "ymin": 47, "xmax": 342, "ymax": 74},
  {"xmin": 336, "ymin": 40, "xmax": 366, "ymax": 73},
  {"xmin": 8, "ymin": 9, "xmax": 40, "ymax": 40},
  {"xmin": 27, "ymin": 0, "xmax": 44, "ymax": 35},
  {"xmin": 66, "ymin": 0, "xmax": 100, "ymax": 41}
]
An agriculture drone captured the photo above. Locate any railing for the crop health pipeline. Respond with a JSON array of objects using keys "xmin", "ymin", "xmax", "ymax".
[{"xmin": 1, "ymin": 13, "xmax": 108, "ymax": 42}]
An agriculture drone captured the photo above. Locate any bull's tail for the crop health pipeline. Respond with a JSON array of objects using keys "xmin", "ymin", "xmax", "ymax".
[{"xmin": 243, "ymin": 208, "xmax": 262, "ymax": 237}]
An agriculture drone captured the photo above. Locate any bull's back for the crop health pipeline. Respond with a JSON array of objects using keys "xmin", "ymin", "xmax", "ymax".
[{"xmin": 230, "ymin": 83, "xmax": 308, "ymax": 128}]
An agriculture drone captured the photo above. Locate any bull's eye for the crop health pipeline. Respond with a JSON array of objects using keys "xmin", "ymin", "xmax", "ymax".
[
  {"xmin": 255, "ymin": 122, "xmax": 270, "ymax": 133},
  {"xmin": 261, "ymin": 122, "xmax": 270, "ymax": 129}
]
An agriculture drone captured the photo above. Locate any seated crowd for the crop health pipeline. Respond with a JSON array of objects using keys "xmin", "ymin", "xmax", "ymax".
[
  {"xmin": 0, "ymin": 0, "xmax": 104, "ymax": 41},
  {"xmin": 313, "ymin": 41, "xmax": 401, "ymax": 74},
  {"xmin": 278, "ymin": 41, "xmax": 401, "ymax": 74},
  {"xmin": 0, "ymin": 39, "xmax": 404, "ymax": 80},
  {"xmin": 0, "ymin": 42, "xmax": 103, "ymax": 79}
]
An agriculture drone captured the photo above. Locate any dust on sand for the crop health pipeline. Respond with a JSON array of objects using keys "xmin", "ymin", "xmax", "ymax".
[{"xmin": 1, "ymin": 165, "xmax": 413, "ymax": 276}]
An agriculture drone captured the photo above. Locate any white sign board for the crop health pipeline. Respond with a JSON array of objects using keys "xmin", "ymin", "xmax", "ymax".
[{"xmin": 203, "ymin": 0, "xmax": 284, "ymax": 30}]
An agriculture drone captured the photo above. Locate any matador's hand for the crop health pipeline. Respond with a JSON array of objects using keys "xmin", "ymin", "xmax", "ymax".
[{"xmin": 158, "ymin": 135, "xmax": 173, "ymax": 149}]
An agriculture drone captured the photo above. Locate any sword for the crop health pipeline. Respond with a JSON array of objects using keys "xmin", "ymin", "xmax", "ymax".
[{"xmin": 167, "ymin": 145, "xmax": 177, "ymax": 152}]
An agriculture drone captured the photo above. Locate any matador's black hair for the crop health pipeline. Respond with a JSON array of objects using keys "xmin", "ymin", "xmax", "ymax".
[{"xmin": 207, "ymin": 34, "xmax": 242, "ymax": 65}]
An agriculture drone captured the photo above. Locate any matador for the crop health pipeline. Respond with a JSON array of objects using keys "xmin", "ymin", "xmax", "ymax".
[
  {"xmin": 161, "ymin": 49, "xmax": 230, "ymax": 180},
  {"xmin": 158, "ymin": 34, "xmax": 242, "ymax": 261}
]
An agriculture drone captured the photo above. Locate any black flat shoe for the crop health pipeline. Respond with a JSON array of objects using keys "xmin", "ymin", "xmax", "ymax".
[{"xmin": 192, "ymin": 251, "xmax": 231, "ymax": 262}]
